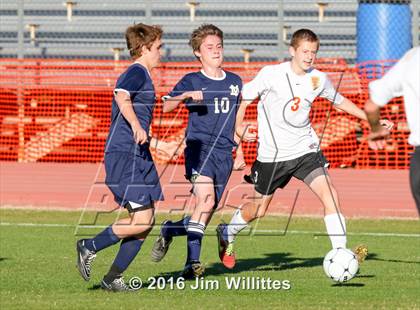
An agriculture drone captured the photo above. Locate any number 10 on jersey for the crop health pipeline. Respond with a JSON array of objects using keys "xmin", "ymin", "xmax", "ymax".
[{"xmin": 214, "ymin": 97, "xmax": 230, "ymax": 114}]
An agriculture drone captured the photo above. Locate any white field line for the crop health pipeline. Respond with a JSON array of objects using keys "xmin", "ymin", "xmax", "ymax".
[{"xmin": 1, "ymin": 222, "xmax": 419, "ymax": 238}]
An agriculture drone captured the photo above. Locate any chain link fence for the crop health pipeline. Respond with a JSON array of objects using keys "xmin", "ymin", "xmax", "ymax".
[{"xmin": 0, "ymin": 1, "xmax": 418, "ymax": 168}]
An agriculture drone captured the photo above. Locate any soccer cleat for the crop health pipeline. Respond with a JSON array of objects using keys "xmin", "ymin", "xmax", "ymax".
[
  {"xmin": 353, "ymin": 244, "xmax": 368, "ymax": 263},
  {"xmin": 180, "ymin": 262, "xmax": 205, "ymax": 279},
  {"xmin": 151, "ymin": 221, "xmax": 173, "ymax": 262},
  {"xmin": 216, "ymin": 224, "xmax": 236, "ymax": 269},
  {"xmin": 76, "ymin": 239, "xmax": 97, "ymax": 281},
  {"xmin": 101, "ymin": 276, "xmax": 131, "ymax": 292}
]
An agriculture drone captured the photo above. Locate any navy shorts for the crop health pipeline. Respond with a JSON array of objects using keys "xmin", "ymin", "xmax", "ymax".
[
  {"xmin": 104, "ymin": 150, "xmax": 163, "ymax": 212},
  {"xmin": 184, "ymin": 142, "xmax": 233, "ymax": 207}
]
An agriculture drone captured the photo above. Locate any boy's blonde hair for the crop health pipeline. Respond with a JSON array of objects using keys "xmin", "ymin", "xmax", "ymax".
[
  {"xmin": 125, "ymin": 23, "xmax": 163, "ymax": 59},
  {"xmin": 189, "ymin": 24, "xmax": 223, "ymax": 53}
]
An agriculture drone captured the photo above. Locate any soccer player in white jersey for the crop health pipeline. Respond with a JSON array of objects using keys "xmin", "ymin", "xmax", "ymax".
[
  {"xmin": 364, "ymin": 46, "xmax": 420, "ymax": 215},
  {"xmin": 216, "ymin": 29, "xmax": 393, "ymax": 269}
]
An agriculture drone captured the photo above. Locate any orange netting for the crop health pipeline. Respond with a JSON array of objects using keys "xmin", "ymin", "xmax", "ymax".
[{"xmin": 0, "ymin": 58, "xmax": 413, "ymax": 168}]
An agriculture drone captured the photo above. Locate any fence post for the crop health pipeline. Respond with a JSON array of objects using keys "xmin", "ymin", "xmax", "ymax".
[
  {"xmin": 17, "ymin": 0, "xmax": 25, "ymax": 162},
  {"xmin": 145, "ymin": 0, "xmax": 152, "ymax": 24},
  {"xmin": 277, "ymin": 0, "xmax": 284, "ymax": 62},
  {"xmin": 412, "ymin": 0, "xmax": 419, "ymax": 46}
]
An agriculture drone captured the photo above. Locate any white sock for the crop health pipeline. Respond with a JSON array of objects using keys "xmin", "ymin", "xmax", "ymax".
[
  {"xmin": 227, "ymin": 209, "xmax": 248, "ymax": 243},
  {"xmin": 324, "ymin": 213, "xmax": 347, "ymax": 249}
]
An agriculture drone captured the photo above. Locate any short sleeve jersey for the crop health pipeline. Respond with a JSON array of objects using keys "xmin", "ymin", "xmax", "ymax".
[
  {"xmin": 242, "ymin": 61, "xmax": 344, "ymax": 162},
  {"xmin": 369, "ymin": 47, "xmax": 420, "ymax": 146},
  {"xmin": 105, "ymin": 63, "xmax": 156, "ymax": 155},
  {"xmin": 167, "ymin": 70, "xmax": 243, "ymax": 152}
]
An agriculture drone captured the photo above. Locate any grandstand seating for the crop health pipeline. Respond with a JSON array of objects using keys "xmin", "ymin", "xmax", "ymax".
[{"xmin": 1, "ymin": 0, "xmax": 363, "ymax": 62}]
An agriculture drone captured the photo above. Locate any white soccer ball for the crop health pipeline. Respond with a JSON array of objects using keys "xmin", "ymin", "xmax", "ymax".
[{"xmin": 323, "ymin": 248, "xmax": 359, "ymax": 283}]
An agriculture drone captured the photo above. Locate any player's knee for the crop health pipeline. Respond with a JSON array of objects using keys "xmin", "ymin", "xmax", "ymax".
[
  {"xmin": 319, "ymin": 185, "xmax": 338, "ymax": 203},
  {"xmin": 197, "ymin": 196, "xmax": 216, "ymax": 211}
]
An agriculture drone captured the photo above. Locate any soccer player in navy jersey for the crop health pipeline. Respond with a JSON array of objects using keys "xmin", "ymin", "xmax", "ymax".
[
  {"xmin": 76, "ymin": 23, "xmax": 164, "ymax": 291},
  {"xmin": 151, "ymin": 24, "xmax": 243, "ymax": 278}
]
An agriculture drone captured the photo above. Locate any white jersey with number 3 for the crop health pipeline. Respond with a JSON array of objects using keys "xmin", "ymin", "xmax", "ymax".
[{"xmin": 242, "ymin": 61, "xmax": 344, "ymax": 162}]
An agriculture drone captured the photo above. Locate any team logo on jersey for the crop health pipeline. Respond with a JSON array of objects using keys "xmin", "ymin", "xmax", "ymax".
[
  {"xmin": 230, "ymin": 85, "xmax": 240, "ymax": 96},
  {"xmin": 311, "ymin": 76, "xmax": 320, "ymax": 90}
]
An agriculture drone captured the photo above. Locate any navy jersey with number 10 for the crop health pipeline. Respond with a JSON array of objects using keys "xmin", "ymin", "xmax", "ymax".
[{"xmin": 168, "ymin": 70, "xmax": 243, "ymax": 152}]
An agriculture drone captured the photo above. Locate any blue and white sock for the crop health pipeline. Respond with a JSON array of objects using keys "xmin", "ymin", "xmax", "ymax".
[
  {"xmin": 84, "ymin": 225, "xmax": 120, "ymax": 252},
  {"xmin": 186, "ymin": 220, "xmax": 205, "ymax": 265},
  {"xmin": 162, "ymin": 216, "xmax": 190, "ymax": 239},
  {"xmin": 104, "ymin": 237, "xmax": 144, "ymax": 283}
]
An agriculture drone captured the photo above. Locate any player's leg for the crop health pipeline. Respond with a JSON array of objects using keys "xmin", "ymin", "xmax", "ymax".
[
  {"xmin": 216, "ymin": 190, "xmax": 273, "ymax": 268},
  {"xmin": 151, "ymin": 143, "xmax": 197, "ymax": 262},
  {"xmin": 151, "ymin": 216, "xmax": 190, "ymax": 262},
  {"xmin": 76, "ymin": 203, "xmax": 155, "ymax": 283},
  {"xmin": 304, "ymin": 163, "xmax": 367, "ymax": 262},
  {"xmin": 217, "ymin": 160, "xmax": 285, "ymax": 268},
  {"xmin": 291, "ymin": 152, "xmax": 347, "ymax": 250},
  {"xmin": 409, "ymin": 147, "xmax": 420, "ymax": 215},
  {"xmin": 101, "ymin": 206, "xmax": 155, "ymax": 291},
  {"xmin": 181, "ymin": 174, "xmax": 216, "ymax": 278},
  {"xmin": 306, "ymin": 171, "xmax": 347, "ymax": 247}
]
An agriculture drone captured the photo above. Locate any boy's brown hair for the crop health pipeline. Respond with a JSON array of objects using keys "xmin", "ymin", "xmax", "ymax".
[
  {"xmin": 125, "ymin": 23, "xmax": 163, "ymax": 59},
  {"xmin": 189, "ymin": 24, "xmax": 223, "ymax": 52},
  {"xmin": 290, "ymin": 29, "xmax": 319, "ymax": 50}
]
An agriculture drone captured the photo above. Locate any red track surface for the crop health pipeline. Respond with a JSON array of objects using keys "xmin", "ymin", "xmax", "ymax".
[{"xmin": 0, "ymin": 162, "xmax": 417, "ymax": 219}]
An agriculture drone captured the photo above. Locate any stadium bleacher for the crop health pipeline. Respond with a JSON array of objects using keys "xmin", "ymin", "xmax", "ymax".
[{"xmin": 0, "ymin": 0, "xmax": 374, "ymax": 63}]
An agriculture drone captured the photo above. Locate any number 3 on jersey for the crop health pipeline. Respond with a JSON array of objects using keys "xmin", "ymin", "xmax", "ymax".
[
  {"xmin": 214, "ymin": 97, "xmax": 230, "ymax": 114},
  {"xmin": 291, "ymin": 97, "xmax": 301, "ymax": 112}
]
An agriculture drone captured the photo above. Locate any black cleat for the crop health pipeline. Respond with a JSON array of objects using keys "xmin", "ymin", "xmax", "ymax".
[
  {"xmin": 180, "ymin": 262, "xmax": 205, "ymax": 280},
  {"xmin": 101, "ymin": 276, "xmax": 132, "ymax": 292},
  {"xmin": 76, "ymin": 239, "xmax": 96, "ymax": 281},
  {"xmin": 151, "ymin": 221, "xmax": 173, "ymax": 262}
]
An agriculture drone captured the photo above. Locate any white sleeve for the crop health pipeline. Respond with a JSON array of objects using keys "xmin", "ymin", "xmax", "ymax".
[
  {"xmin": 368, "ymin": 53, "xmax": 408, "ymax": 107},
  {"xmin": 113, "ymin": 88, "xmax": 130, "ymax": 97},
  {"xmin": 319, "ymin": 76, "xmax": 344, "ymax": 105},
  {"xmin": 241, "ymin": 66, "xmax": 271, "ymax": 101}
]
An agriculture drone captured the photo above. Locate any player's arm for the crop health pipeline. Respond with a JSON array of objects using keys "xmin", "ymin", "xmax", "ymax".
[
  {"xmin": 334, "ymin": 97, "xmax": 367, "ymax": 121},
  {"xmin": 114, "ymin": 91, "xmax": 148, "ymax": 144},
  {"xmin": 236, "ymin": 66, "xmax": 269, "ymax": 142},
  {"xmin": 363, "ymin": 53, "xmax": 407, "ymax": 149},
  {"xmin": 363, "ymin": 99, "xmax": 391, "ymax": 150},
  {"xmin": 335, "ymin": 97, "xmax": 393, "ymax": 129},
  {"xmin": 162, "ymin": 91, "xmax": 203, "ymax": 113},
  {"xmin": 235, "ymin": 99, "xmax": 257, "ymax": 142}
]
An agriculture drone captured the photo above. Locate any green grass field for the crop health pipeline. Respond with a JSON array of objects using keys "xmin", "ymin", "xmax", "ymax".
[{"xmin": 1, "ymin": 209, "xmax": 419, "ymax": 309}]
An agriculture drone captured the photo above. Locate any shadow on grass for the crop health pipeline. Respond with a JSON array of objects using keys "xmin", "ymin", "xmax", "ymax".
[
  {"xmin": 0, "ymin": 258, "xmax": 8, "ymax": 262},
  {"xmin": 332, "ymin": 283, "xmax": 365, "ymax": 287},
  {"xmin": 88, "ymin": 284, "xmax": 102, "ymax": 291},
  {"xmin": 355, "ymin": 274, "xmax": 375, "ymax": 278},
  {"xmin": 367, "ymin": 253, "xmax": 420, "ymax": 264},
  {"xmin": 155, "ymin": 252, "xmax": 323, "ymax": 279}
]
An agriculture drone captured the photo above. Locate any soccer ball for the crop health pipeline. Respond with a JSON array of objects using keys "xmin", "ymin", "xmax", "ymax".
[{"xmin": 323, "ymin": 248, "xmax": 359, "ymax": 283}]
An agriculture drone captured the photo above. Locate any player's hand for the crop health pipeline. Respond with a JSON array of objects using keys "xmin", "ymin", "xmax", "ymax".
[
  {"xmin": 233, "ymin": 150, "xmax": 246, "ymax": 170},
  {"xmin": 184, "ymin": 91, "xmax": 203, "ymax": 102},
  {"xmin": 379, "ymin": 119, "xmax": 394, "ymax": 130},
  {"xmin": 131, "ymin": 121, "xmax": 148, "ymax": 145},
  {"xmin": 367, "ymin": 125, "xmax": 390, "ymax": 150},
  {"xmin": 238, "ymin": 124, "xmax": 257, "ymax": 142}
]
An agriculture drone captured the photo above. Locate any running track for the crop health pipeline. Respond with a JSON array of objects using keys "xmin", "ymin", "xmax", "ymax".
[{"xmin": 0, "ymin": 162, "xmax": 417, "ymax": 219}]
